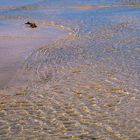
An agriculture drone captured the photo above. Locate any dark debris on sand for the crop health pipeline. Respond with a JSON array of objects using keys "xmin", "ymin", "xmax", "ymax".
[{"xmin": 25, "ymin": 21, "xmax": 37, "ymax": 28}]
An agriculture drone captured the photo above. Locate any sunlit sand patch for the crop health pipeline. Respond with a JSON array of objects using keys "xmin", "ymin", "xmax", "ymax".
[
  {"xmin": 67, "ymin": 3, "xmax": 140, "ymax": 10},
  {"xmin": 126, "ymin": 3, "xmax": 140, "ymax": 7},
  {"xmin": 67, "ymin": 5, "xmax": 111, "ymax": 10}
]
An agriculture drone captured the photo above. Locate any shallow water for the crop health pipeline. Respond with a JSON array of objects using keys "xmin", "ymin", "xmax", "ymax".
[{"xmin": 0, "ymin": 0, "xmax": 140, "ymax": 139}]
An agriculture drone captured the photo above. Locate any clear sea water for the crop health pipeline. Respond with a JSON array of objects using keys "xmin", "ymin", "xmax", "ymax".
[{"xmin": 0, "ymin": 0, "xmax": 140, "ymax": 139}]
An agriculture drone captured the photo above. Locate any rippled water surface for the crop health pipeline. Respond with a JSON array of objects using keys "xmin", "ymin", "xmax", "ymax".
[{"xmin": 0, "ymin": 0, "xmax": 140, "ymax": 140}]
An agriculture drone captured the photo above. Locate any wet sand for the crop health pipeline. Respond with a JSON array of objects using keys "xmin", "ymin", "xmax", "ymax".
[{"xmin": 0, "ymin": 20, "xmax": 69, "ymax": 88}]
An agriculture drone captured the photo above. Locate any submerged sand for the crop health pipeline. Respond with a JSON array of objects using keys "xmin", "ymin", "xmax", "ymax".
[{"xmin": 0, "ymin": 0, "xmax": 140, "ymax": 139}]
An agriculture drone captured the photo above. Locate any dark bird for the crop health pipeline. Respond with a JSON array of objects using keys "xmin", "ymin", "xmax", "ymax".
[{"xmin": 25, "ymin": 21, "xmax": 37, "ymax": 28}]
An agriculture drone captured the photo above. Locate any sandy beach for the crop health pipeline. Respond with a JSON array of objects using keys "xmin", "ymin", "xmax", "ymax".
[{"xmin": 0, "ymin": 0, "xmax": 140, "ymax": 139}]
